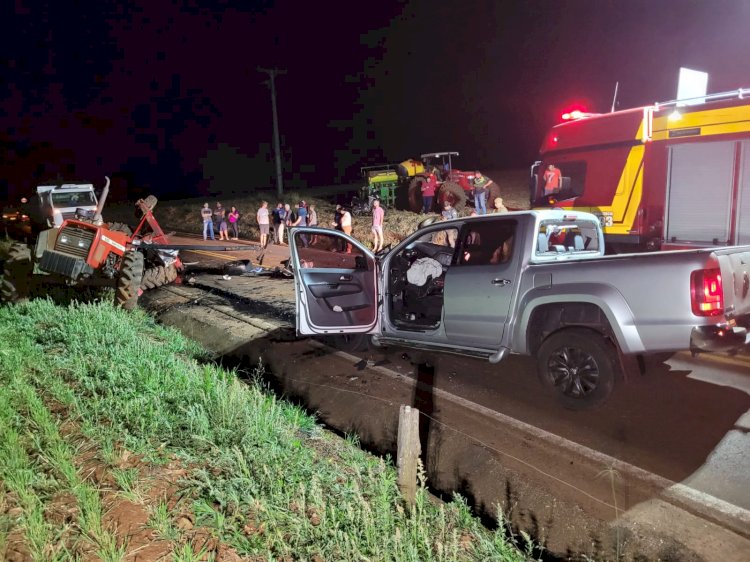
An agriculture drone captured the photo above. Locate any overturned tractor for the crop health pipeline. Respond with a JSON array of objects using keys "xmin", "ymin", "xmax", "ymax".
[{"xmin": 0, "ymin": 177, "xmax": 182, "ymax": 309}]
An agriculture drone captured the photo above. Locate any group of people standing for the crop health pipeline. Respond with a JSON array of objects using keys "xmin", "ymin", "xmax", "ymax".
[
  {"xmin": 199, "ymin": 180, "xmax": 505, "ymax": 250},
  {"xmin": 261, "ymin": 201, "xmax": 319, "ymax": 247},
  {"xmin": 201, "ymin": 202, "xmax": 240, "ymax": 241}
]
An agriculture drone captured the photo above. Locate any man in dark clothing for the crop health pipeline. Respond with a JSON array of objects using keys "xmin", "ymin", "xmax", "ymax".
[
  {"xmin": 214, "ymin": 202, "xmax": 225, "ymax": 230},
  {"xmin": 271, "ymin": 202, "xmax": 283, "ymax": 244}
]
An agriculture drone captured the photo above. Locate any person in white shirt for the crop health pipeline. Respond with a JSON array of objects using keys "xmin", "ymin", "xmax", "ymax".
[{"xmin": 256, "ymin": 201, "xmax": 270, "ymax": 248}]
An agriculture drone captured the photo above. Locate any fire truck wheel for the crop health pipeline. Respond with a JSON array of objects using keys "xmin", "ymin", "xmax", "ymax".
[
  {"xmin": 0, "ymin": 243, "xmax": 32, "ymax": 303},
  {"xmin": 106, "ymin": 222, "xmax": 133, "ymax": 236},
  {"xmin": 437, "ymin": 181, "xmax": 466, "ymax": 212},
  {"xmin": 536, "ymin": 327, "xmax": 617, "ymax": 410},
  {"xmin": 115, "ymin": 251, "xmax": 144, "ymax": 310},
  {"xmin": 140, "ymin": 264, "xmax": 178, "ymax": 290},
  {"xmin": 407, "ymin": 177, "xmax": 426, "ymax": 213}
]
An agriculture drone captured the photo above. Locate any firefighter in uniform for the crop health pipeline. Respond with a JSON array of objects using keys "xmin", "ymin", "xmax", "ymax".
[{"xmin": 543, "ymin": 164, "xmax": 562, "ymax": 195}]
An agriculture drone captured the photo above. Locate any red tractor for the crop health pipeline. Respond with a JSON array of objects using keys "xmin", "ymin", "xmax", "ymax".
[
  {"xmin": 402, "ymin": 152, "xmax": 500, "ymax": 213},
  {"xmin": 0, "ymin": 177, "xmax": 182, "ymax": 309}
]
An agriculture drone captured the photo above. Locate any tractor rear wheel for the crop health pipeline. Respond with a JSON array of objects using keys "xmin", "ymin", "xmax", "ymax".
[
  {"xmin": 437, "ymin": 181, "xmax": 466, "ymax": 212},
  {"xmin": 115, "ymin": 251, "xmax": 144, "ymax": 310},
  {"xmin": 407, "ymin": 177, "xmax": 426, "ymax": 213},
  {"xmin": 0, "ymin": 243, "xmax": 32, "ymax": 303},
  {"xmin": 140, "ymin": 264, "xmax": 178, "ymax": 291},
  {"xmin": 106, "ymin": 222, "xmax": 133, "ymax": 236}
]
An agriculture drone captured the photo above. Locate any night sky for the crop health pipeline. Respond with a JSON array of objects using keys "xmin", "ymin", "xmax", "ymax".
[{"xmin": 2, "ymin": 0, "xmax": 750, "ymax": 201}]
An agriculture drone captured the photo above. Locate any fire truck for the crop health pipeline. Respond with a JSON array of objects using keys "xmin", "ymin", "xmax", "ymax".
[{"xmin": 530, "ymin": 88, "xmax": 750, "ymax": 252}]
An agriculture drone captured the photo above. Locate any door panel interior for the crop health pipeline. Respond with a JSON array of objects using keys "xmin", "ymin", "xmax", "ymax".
[{"xmin": 293, "ymin": 230, "xmax": 377, "ymax": 330}]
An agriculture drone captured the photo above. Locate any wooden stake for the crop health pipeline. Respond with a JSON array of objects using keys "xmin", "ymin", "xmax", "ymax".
[{"xmin": 397, "ymin": 405, "xmax": 421, "ymax": 506}]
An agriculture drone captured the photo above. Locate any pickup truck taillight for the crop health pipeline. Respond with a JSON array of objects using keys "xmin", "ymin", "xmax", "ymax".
[{"xmin": 691, "ymin": 268, "xmax": 723, "ymax": 316}]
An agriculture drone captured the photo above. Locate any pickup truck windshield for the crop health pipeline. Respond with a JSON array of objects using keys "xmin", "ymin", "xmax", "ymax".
[
  {"xmin": 536, "ymin": 219, "xmax": 600, "ymax": 255},
  {"xmin": 50, "ymin": 191, "xmax": 97, "ymax": 208}
]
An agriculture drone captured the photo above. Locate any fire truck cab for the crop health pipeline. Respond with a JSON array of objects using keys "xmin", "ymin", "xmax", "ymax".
[{"xmin": 531, "ymin": 89, "xmax": 750, "ymax": 252}]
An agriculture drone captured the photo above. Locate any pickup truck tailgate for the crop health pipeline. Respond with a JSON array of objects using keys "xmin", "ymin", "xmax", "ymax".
[{"xmin": 717, "ymin": 247, "xmax": 750, "ymax": 318}]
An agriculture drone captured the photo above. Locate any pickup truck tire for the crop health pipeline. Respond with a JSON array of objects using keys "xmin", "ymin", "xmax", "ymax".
[
  {"xmin": 0, "ymin": 243, "xmax": 32, "ymax": 303},
  {"xmin": 537, "ymin": 328, "xmax": 616, "ymax": 409}
]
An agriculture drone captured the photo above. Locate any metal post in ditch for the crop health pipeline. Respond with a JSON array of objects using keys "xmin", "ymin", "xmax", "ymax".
[{"xmin": 397, "ymin": 405, "xmax": 421, "ymax": 506}]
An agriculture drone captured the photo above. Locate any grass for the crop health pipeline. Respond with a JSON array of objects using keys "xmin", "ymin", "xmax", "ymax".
[{"xmin": 0, "ymin": 299, "xmax": 531, "ymax": 560}]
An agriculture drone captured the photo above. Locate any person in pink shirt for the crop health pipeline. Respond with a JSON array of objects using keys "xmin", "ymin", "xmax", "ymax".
[{"xmin": 371, "ymin": 198, "xmax": 385, "ymax": 252}]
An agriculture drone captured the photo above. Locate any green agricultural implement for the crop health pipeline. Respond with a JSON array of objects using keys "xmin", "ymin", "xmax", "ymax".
[{"xmin": 351, "ymin": 165, "xmax": 399, "ymax": 215}]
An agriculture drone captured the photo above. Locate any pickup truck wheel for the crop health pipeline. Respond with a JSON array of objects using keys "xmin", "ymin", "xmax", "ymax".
[{"xmin": 537, "ymin": 329, "xmax": 616, "ymax": 409}]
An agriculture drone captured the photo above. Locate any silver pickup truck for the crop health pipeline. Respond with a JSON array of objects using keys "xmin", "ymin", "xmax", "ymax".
[{"xmin": 289, "ymin": 210, "xmax": 750, "ymax": 408}]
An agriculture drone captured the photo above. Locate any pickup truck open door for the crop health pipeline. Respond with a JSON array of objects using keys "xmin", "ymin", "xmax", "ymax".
[{"xmin": 289, "ymin": 227, "xmax": 379, "ymax": 336}]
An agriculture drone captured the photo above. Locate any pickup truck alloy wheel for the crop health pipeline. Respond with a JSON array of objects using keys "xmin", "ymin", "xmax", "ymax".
[{"xmin": 537, "ymin": 328, "xmax": 616, "ymax": 409}]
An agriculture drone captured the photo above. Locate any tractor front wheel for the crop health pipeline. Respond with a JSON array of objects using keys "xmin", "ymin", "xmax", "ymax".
[
  {"xmin": 0, "ymin": 243, "xmax": 33, "ymax": 303},
  {"xmin": 115, "ymin": 251, "xmax": 144, "ymax": 310},
  {"xmin": 437, "ymin": 181, "xmax": 467, "ymax": 212}
]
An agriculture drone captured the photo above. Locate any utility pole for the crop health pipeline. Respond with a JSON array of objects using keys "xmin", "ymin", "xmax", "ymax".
[{"xmin": 258, "ymin": 67, "xmax": 286, "ymax": 198}]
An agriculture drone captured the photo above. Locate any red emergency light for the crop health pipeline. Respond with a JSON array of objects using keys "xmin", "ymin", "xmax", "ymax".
[{"xmin": 562, "ymin": 110, "xmax": 584, "ymax": 120}]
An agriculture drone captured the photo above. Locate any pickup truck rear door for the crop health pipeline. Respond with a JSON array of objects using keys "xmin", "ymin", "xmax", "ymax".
[
  {"xmin": 443, "ymin": 217, "xmax": 521, "ymax": 348},
  {"xmin": 290, "ymin": 227, "xmax": 379, "ymax": 335},
  {"xmin": 716, "ymin": 247, "xmax": 750, "ymax": 318}
]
